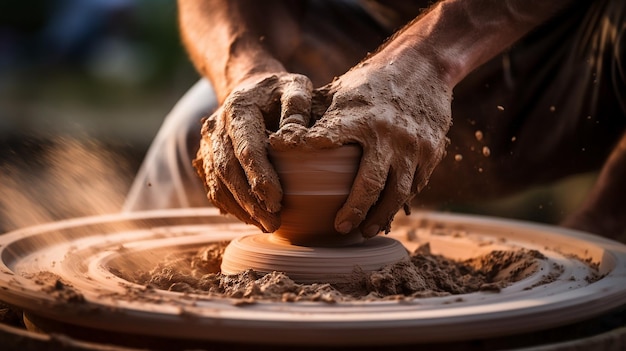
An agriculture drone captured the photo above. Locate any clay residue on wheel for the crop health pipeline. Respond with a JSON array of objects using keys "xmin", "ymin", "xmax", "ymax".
[
  {"xmin": 117, "ymin": 242, "xmax": 546, "ymax": 303},
  {"xmin": 26, "ymin": 271, "xmax": 85, "ymax": 304}
]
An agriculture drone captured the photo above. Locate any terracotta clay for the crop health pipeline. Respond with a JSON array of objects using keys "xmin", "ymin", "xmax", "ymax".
[
  {"xmin": 268, "ymin": 144, "xmax": 363, "ymax": 247},
  {"xmin": 220, "ymin": 144, "xmax": 408, "ymax": 280},
  {"xmin": 220, "ymin": 234, "xmax": 409, "ymax": 284}
]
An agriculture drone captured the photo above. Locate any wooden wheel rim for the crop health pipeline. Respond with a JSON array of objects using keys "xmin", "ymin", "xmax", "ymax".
[{"xmin": 0, "ymin": 208, "xmax": 625, "ymax": 346}]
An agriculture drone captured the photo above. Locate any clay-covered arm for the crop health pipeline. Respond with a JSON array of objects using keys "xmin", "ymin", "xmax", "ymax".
[
  {"xmin": 382, "ymin": 0, "xmax": 576, "ymax": 88},
  {"xmin": 271, "ymin": 0, "xmax": 578, "ymax": 237},
  {"xmin": 182, "ymin": 0, "xmax": 316, "ymax": 232},
  {"xmin": 177, "ymin": 0, "xmax": 302, "ymax": 103}
]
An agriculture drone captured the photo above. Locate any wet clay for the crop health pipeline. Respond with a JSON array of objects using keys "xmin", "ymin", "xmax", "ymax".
[
  {"xmin": 24, "ymin": 272, "xmax": 86, "ymax": 304},
  {"xmin": 267, "ymin": 145, "xmax": 364, "ymax": 246},
  {"xmin": 118, "ymin": 241, "xmax": 546, "ymax": 303}
]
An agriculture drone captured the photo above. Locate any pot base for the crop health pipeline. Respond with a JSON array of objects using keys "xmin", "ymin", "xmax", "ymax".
[{"xmin": 220, "ymin": 233, "xmax": 409, "ymax": 283}]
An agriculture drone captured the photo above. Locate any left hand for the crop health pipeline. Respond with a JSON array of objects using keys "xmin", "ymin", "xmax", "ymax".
[{"xmin": 195, "ymin": 72, "xmax": 313, "ymax": 232}]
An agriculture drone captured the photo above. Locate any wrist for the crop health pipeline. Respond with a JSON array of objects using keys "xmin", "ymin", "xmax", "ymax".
[
  {"xmin": 372, "ymin": 38, "xmax": 457, "ymax": 91},
  {"xmin": 355, "ymin": 43, "xmax": 453, "ymax": 138},
  {"xmin": 225, "ymin": 48, "xmax": 286, "ymax": 89}
]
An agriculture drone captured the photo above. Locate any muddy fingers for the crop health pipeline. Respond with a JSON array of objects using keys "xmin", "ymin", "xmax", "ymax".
[{"xmin": 360, "ymin": 164, "xmax": 415, "ymax": 237}]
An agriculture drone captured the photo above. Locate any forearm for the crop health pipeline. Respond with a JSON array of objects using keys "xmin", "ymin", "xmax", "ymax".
[
  {"xmin": 377, "ymin": 0, "xmax": 577, "ymax": 87},
  {"xmin": 177, "ymin": 0, "xmax": 302, "ymax": 103}
]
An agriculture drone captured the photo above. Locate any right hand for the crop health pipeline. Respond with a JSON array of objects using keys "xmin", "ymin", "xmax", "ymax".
[
  {"xmin": 194, "ymin": 72, "xmax": 313, "ymax": 232},
  {"xmin": 271, "ymin": 55, "xmax": 452, "ymax": 239}
]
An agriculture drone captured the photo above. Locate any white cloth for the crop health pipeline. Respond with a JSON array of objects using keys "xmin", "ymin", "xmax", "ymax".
[{"xmin": 122, "ymin": 79, "xmax": 215, "ymax": 211}]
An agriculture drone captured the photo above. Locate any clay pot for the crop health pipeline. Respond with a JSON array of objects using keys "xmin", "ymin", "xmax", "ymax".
[{"xmin": 268, "ymin": 144, "xmax": 363, "ymax": 247}]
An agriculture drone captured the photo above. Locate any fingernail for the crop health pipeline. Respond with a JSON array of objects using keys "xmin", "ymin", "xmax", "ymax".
[
  {"xmin": 363, "ymin": 225, "xmax": 380, "ymax": 238},
  {"xmin": 337, "ymin": 221, "xmax": 353, "ymax": 234},
  {"xmin": 259, "ymin": 217, "xmax": 278, "ymax": 233},
  {"xmin": 280, "ymin": 114, "xmax": 306, "ymax": 128},
  {"xmin": 265, "ymin": 200, "xmax": 281, "ymax": 214}
]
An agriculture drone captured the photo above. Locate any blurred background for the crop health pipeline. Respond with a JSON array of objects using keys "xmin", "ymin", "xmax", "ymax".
[
  {"xmin": 0, "ymin": 0, "xmax": 198, "ymax": 232},
  {"xmin": 0, "ymin": 0, "xmax": 596, "ymax": 234}
]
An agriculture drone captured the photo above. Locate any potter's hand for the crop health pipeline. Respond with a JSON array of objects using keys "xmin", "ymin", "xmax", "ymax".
[
  {"xmin": 271, "ymin": 0, "xmax": 572, "ymax": 238},
  {"xmin": 274, "ymin": 60, "xmax": 452, "ymax": 238},
  {"xmin": 319, "ymin": 63, "xmax": 451, "ymax": 238},
  {"xmin": 195, "ymin": 73, "xmax": 313, "ymax": 232}
]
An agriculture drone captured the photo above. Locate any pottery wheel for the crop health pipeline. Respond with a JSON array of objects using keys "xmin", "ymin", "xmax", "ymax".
[
  {"xmin": 1, "ymin": 208, "xmax": 626, "ymax": 346},
  {"xmin": 220, "ymin": 234, "xmax": 408, "ymax": 283}
]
